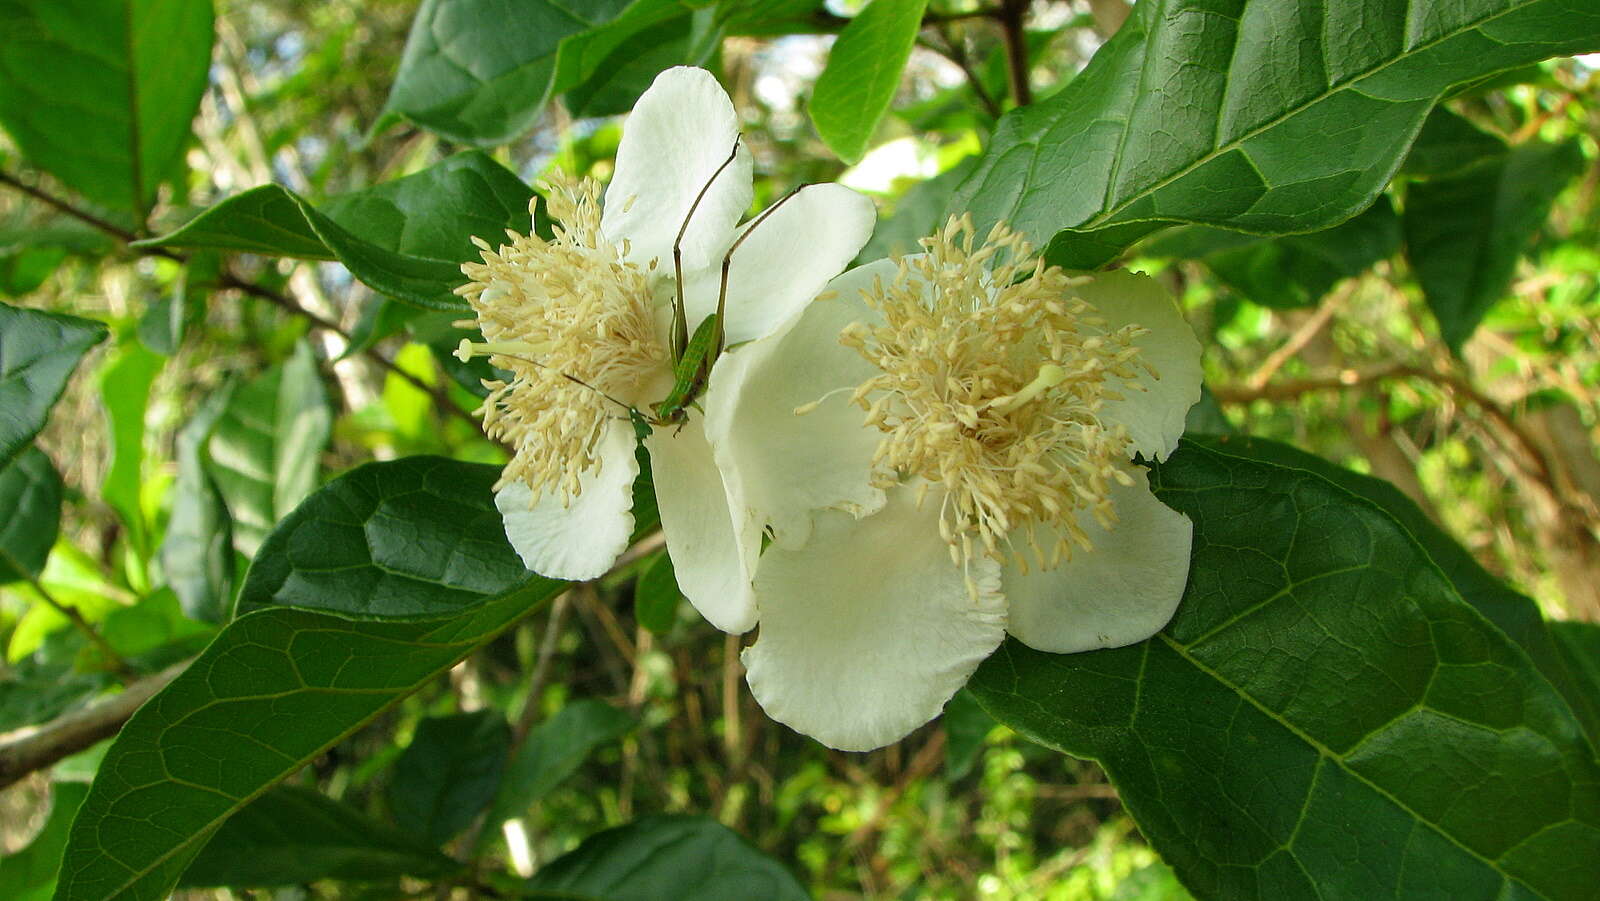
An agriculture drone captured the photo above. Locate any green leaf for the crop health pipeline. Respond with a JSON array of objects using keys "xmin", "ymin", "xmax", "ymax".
[
  {"xmin": 1206, "ymin": 435, "xmax": 1600, "ymax": 747},
  {"xmin": 1400, "ymin": 108, "xmax": 1507, "ymax": 178},
  {"xmin": 524, "ymin": 815, "xmax": 809, "ymax": 901},
  {"xmin": 809, "ymin": 0, "xmax": 929, "ymax": 164},
  {"xmin": 205, "ymin": 341, "xmax": 331, "ymax": 558},
  {"xmin": 633, "ymin": 551, "xmax": 681, "ymax": 635},
  {"xmin": 490, "ymin": 700, "xmax": 633, "ymax": 825},
  {"xmin": 380, "ymin": 0, "xmax": 675, "ymax": 146},
  {"xmin": 1550, "ymin": 622, "xmax": 1600, "ymax": 713},
  {"xmin": 1402, "ymin": 139, "xmax": 1584, "ymax": 352},
  {"xmin": 0, "ymin": 781, "xmax": 90, "ymax": 901},
  {"xmin": 969, "ymin": 436, "xmax": 1600, "ymax": 901},
  {"xmin": 1145, "ymin": 198, "xmax": 1400, "ymax": 309},
  {"xmin": 0, "ymin": 302, "xmax": 107, "ymax": 466},
  {"xmin": 0, "ymin": 446, "xmax": 63, "ymax": 583},
  {"xmin": 389, "ymin": 710, "xmax": 512, "ymax": 847},
  {"xmin": 98, "ymin": 345, "xmax": 164, "ymax": 558},
  {"xmin": 940, "ymin": 688, "xmax": 993, "ymax": 781},
  {"xmin": 561, "ymin": 9, "xmax": 722, "ymax": 119},
  {"xmin": 0, "ymin": 0, "xmax": 214, "ymax": 215},
  {"xmin": 180, "ymin": 785, "xmax": 459, "ymax": 887},
  {"xmin": 235, "ymin": 456, "xmax": 528, "ymax": 618},
  {"xmin": 137, "ymin": 254, "xmax": 215, "ymax": 356},
  {"xmin": 137, "ymin": 152, "xmax": 535, "ymax": 311},
  {"xmin": 948, "ymin": 0, "xmax": 1600, "ymax": 269},
  {"xmin": 159, "ymin": 389, "xmax": 235, "ymax": 623},
  {"xmin": 49, "ymin": 459, "xmax": 576, "ymax": 901},
  {"xmin": 0, "ymin": 643, "xmax": 109, "ymax": 733}
]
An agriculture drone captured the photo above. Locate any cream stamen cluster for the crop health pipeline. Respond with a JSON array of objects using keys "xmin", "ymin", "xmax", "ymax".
[
  {"xmin": 456, "ymin": 175, "xmax": 666, "ymax": 504},
  {"xmin": 840, "ymin": 215, "xmax": 1152, "ymax": 581}
]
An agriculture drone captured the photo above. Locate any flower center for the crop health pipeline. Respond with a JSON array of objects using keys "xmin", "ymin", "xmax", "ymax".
[
  {"xmin": 840, "ymin": 215, "xmax": 1153, "ymax": 581},
  {"xmin": 456, "ymin": 174, "xmax": 667, "ymax": 504}
]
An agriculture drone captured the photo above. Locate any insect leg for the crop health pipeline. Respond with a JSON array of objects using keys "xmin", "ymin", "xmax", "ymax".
[
  {"xmin": 711, "ymin": 182, "xmax": 816, "ymax": 358},
  {"xmin": 670, "ymin": 138, "xmax": 743, "ymax": 363}
]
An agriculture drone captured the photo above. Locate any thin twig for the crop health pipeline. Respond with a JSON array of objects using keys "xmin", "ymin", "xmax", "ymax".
[
  {"xmin": 0, "ymin": 169, "xmax": 481, "ymax": 431},
  {"xmin": 0, "ymin": 548, "xmax": 134, "ymax": 683},
  {"xmin": 1245, "ymin": 282, "xmax": 1353, "ymax": 390},
  {"xmin": 0, "ymin": 662, "xmax": 184, "ymax": 788},
  {"xmin": 922, "ymin": 27, "xmax": 1003, "ymax": 119},
  {"xmin": 0, "ymin": 171, "xmax": 139, "ymax": 243}
]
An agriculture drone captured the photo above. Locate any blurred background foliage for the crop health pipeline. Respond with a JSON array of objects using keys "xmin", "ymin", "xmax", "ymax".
[{"xmin": 2, "ymin": 0, "xmax": 1598, "ymax": 898}]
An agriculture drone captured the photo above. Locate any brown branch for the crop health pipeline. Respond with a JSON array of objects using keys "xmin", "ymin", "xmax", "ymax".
[
  {"xmin": 1213, "ymin": 362, "xmax": 1557, "ymax": 486},
  {"xmin": 0, "ymin": 171, "xmax": 140, "ymax": 244},
  {"xmin": 922, "ymin": 27, "xmax": 1003, "ymax": 119},
  {"xmin": 0, "ymin": 662, "xmax": 184, "ymax": 789},
  {"xmin": 998, "ymin": 0, "xmax": 1033, "ymax": 106},
  {"xmin": 0, "ymin": 168, "xmax": 481, "ymax": 431}
]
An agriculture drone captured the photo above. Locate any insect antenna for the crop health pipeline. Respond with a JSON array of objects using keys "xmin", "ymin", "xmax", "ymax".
[
  {"xmin": 671, "ymin": 138, "xmax": 744, "ymax": 363},
  {"xmin": 455, "ymin": 340, "xmax": 636, "ymax": 416},
  {"xmin": 710, "ymin": 182, "xmax": 816, "ymax": 357}
]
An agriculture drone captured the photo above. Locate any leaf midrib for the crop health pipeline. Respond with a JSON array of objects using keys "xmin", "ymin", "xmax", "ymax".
[
  {"xmin": 1085, "ymin": 0, "xmax": 1543, "ymax": 232},
  {"xmin": 1154, "ymin": 635, "xmax": 1538, "ymax": 894},
  {"xmin": 67, "ymin": 588, "xmax": 557, "ymax": 901}
]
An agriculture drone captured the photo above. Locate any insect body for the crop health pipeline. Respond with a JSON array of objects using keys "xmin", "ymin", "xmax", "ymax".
[{"xmin": 459, "ymin": 137, "xmax": 810, "ymax": 441}]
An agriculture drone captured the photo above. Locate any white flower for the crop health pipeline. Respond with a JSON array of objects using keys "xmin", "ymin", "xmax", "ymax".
[
  {"xmin": 706, "ymin": 216, "xmax": 1203, "ymax": 751},
  {"xmin": 455, "ymin": 66, "xmax": 874, "ymax": 627}
]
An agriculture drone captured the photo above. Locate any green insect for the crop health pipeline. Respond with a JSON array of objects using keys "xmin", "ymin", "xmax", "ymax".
[{"xmin": 465, "ymin": 138, "xmax": 810, "ymax": 441}]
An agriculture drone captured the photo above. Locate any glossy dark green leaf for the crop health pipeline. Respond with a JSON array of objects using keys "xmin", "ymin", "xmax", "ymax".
[
  {"xmin": 137, "ymin": 153, "xmax": 535, "ymax": 311},
  {"xmin": 1205, "ymin": 435, "xmax": 1600, "ymax": 747},
  {"xmin": 1401, "ymin": 108, "xmax": 1507, "ymax": 178},
  {"xmin": 810, "ymin": 0, "xmax": 929, "ymax": 164},
  {"xmin": 389, "ymin": 711, "xmax": 512, "ymax": 847},
  {"xmin": 948, "ymin": 0, "xmax": 1600, "ymax": 269},
  {"xmin": 98, "ymin": 345, "xmax": 163, "ymax": 558},
  {"xmin": 0, "ymin": 446, "xmax": 62, "ymax": 583},
  {"xmin": 1550, "ymin": 622, "xmax": 1600, "ymax": 715},
  {"xmin": 633, "ymin": 551, "xmax": 681, "ymax": 635},
  {"xmin": 159, "ymin": 389, "xmax": 235, "ymax": 623},
  {"xmin": 1146, "ymin": 198, "xmax": 1400, "ymax": 308},
  {"xmin": 940, "ymin": 688, "xmax": 993, "ymax": 781},
  {"xmin": 524, "ymin": 815, "xmax": 809, "ymax": 901},
  {"xmin": 562, "ymin": 10, "xmax": 721, "ymax": 119},
  {"xmin": 180, "ymin": 785, "xmax": 458, "ymax": 887},
  {"xmin": 969, "ymin": 437, "xmax": 1600, "ymax": 901},
  {"xmin": 236, "ymin": 456, "xmax": 527, "ymax": 618},
  {"xmin": 0, "ymin": 0, "xmax": 213, "ymax": 215},
  {"xmin": 490, "ymin": 700, "xmax": 633, "ymax": 825},
  {"xmin": 49, "ymin": 455, "xmax": 606, "ymax": 901},
  {"xmin": 379, "ymin": 0, "xmax": 676, "ymax": 146},
  {"xmin": 0, "ymin": 302, "xmax": 107, "ymax": 466},
  {"xmin": 1403, "ymin": 139, "xmax": 1584, "ymax": 352},
  {"xmin": 0, "ymin": 781, "xmax": 90, "ymax": 901},
  {"xmin": 205, "ymin": 341, "xmax": 331, "ymax": 558}
]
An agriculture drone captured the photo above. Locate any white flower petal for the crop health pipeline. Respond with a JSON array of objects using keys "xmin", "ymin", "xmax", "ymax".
[
  {"xmin": 496, "ymin": 418, "xmax": 638, "ymax": 581},
  {"xmin": 646, "ymin": 417, "xmax": 759, "ymax": 634},
  {"xmin": 691, "ymin": 183, "xmax": 876, "ymax": 346},
  {"xmin": 1075, "ymin": 270, "xmax": 1202, "ymax": 462},
  {"xmin": 1003, "ymin": 465, "xmax": 1191, "ymax": 654},
  {"xmin": 743, "ymin": 483, "xmax": 1007, "ymax": 751},
  {"xmin": 703, "ymin": 260, "xmax": 895, "ymax": 549},
  {"xmin": 601, "ymin": 67, "xmax": 752, "ymax": 273}
]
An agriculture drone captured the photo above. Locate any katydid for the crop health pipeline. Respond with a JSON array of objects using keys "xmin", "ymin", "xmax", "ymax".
[{"xmin": 460, "ymin": 137, "xmax": 813, "ymax": 439}]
